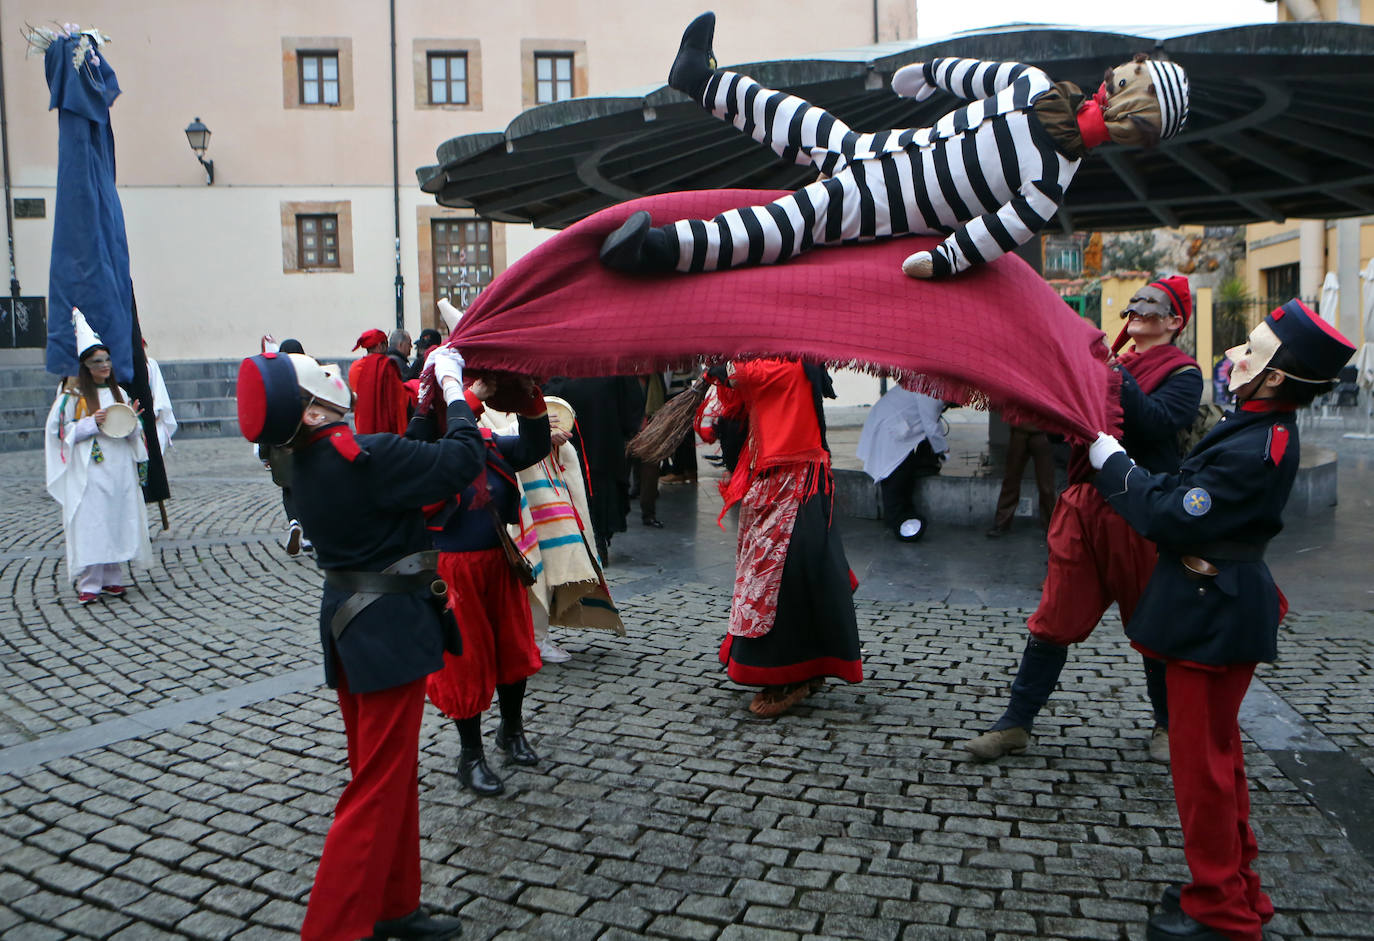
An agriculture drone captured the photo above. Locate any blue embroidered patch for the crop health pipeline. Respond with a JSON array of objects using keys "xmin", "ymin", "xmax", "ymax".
[{"xmin": 1183, "ymin": 487, "xmax": 1211, "ymax": 516}]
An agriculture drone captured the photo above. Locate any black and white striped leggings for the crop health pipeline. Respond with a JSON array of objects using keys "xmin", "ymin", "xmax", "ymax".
[{"xmin": 663, "ymin": 70, "xmax": 942, "ymax": 271}]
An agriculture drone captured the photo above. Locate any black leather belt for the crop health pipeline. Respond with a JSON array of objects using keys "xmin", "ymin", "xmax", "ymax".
[
  {"xmin": 1177, "ymin": 541, "xmax": 1268, "ymax": 563},
  {"xmin": 324, "ymin": 550, "xmax": 446, "ymax": 641}
]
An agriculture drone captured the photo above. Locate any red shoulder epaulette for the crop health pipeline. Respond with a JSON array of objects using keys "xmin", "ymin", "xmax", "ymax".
[
  {"xmin": 328, "ymin": 427, "xmax": 364, "ymax": 463},
  {"xmin": 1265, "ymin": 424, "xmax": 1289, "ymax": 465}
]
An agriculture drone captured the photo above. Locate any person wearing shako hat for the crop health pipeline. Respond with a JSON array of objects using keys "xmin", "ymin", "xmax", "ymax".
[
  {"xmin": 44, "ymin": 308, "xmax": 152, "ymax": 604},
  {"xmin": 236, "ymin": 343, "xmax": 482, "ymax": 941},
  {"xmin": 405, "ymin": 375, "xmax": 551, "ymax": 796},
  {"xmin": 1086, "ymin": 301, "xmax": 1356, "ymax": 941},
  {"xmin": 967, "ymin": 276, "xmax": 1202, "ymax": 763},
  {"xmin": 601, "ymin": 12, "xmax": 1188, "ymax": 280},
  {"xmin": 348, "ymin": 327, "xmax": 409, "ymax": 435}
]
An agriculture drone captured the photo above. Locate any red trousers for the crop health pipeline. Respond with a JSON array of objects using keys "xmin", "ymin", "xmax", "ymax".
[
  {"xmin": 1167, "ymin": 660, "xmax": 1273, "ymax": 941},
  {"xmin": 426, "ymin": 548, "xmax": 541, "ymax": 720},
  {"xmin": 301, "ymin": 669, "xmax": 425, "ymax": 941},
  {"xmin": 1028, "ymin": 482, "xmax": 1157, "ymax": 644}
]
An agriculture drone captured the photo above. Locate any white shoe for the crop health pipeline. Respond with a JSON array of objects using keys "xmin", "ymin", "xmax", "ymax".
[
  {"xmin": 538, "ymin": 639, "xmax": 572, "ymax": 663},
  {"xmin": 285, "ymin": 520, "xmax": 303, "ymax": 556},
  {"xmin": 898, "ymin": 518, "xmax": 924, "ymax": 540}
]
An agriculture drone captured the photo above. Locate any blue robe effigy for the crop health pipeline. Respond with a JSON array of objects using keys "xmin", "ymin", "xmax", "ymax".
[{"xmin": 44, "ymin": 35, "xmax": 134, "ymax": 383}]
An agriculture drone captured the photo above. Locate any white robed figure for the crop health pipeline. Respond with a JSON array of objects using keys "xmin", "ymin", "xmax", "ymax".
[{"xmin": 44, "ymin": 308, "xmax": 152, "ymax": 602}]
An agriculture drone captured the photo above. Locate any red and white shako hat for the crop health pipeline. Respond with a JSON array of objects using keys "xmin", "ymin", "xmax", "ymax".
[{"xmin": 236, "ymin": 351, "xmax": 352, "ymax": 445}]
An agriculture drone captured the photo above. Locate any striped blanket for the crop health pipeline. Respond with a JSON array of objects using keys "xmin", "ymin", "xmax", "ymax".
[{"xmin": 483, "ymin": 412, "xmax": 624, "ymax": 635}]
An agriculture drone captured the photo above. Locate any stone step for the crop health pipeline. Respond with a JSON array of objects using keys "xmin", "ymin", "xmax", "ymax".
[
  {"xmin": 0, "ymin": 358, "xmax": 249, "ymax": 450},
  {"xmin": 0, "ymin": 366, "xmax": 58, "ymax": 390},
  {"xmin": 0, "ymin": 395, "xmax": 241, "ymax": 433}
]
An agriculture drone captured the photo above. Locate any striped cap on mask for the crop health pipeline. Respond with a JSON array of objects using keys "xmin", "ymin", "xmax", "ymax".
[{"xmin": 1145, "ymin": 59, "xmax": 1189, "ymax": 139}]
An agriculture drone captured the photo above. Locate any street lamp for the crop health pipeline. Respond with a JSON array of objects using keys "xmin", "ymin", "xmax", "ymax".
[{"xmin": 184, "ymin": 117, "xmax": 214, "ymax": 185}]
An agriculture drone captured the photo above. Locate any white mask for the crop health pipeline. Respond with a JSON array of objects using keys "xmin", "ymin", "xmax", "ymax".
[{"xmin": 1226, "ymin": 321, "xmax": 1281, "ymax": 393}]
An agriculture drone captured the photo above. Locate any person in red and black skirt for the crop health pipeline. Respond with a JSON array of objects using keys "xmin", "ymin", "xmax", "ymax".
[
  {"xmin": 709, "ymin": 358, "xmax": 862, "ymax": 717},
  {"xmin": 408, "ymin": 376, "xmax": 551, "ymax": 795}
]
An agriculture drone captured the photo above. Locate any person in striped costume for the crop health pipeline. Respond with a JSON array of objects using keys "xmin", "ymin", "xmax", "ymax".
[{"xmin": 600, "ymin": 12, "xmax": 1188, "ymax": 280}]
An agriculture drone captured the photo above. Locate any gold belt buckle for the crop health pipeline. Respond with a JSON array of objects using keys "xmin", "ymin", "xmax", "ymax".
[
  {"xmin": 429, "ymin": 578, "xmax": 448, "ymax": 598},
  {"xmin": 1182, "ymin": 555, "xmax": 1219, "ymax": 578}
]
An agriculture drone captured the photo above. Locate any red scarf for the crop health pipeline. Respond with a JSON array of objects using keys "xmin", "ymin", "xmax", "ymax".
[{"xmin": 1117, "ymin": 343, "xmax": 1198, "ymax": 393}]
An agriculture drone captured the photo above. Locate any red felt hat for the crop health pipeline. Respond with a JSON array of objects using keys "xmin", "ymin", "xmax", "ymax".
[
  {"xmin": 352, "ymin": 328, "xmax": 388, "ymax": 351},
  {"xmin": 1147, "ymin": 275, "xmax": 1192, "ymax": 327}
]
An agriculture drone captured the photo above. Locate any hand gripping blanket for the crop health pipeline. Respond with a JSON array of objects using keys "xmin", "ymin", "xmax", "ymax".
[{"xmin": 446, "ymin": 189, "xmax": 1119, "ymax": 442}]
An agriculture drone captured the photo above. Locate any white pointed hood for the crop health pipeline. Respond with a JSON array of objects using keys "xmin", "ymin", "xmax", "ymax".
[{"xmin": 71, "ymin": 307, "xmax": 104, "ymax": 360}]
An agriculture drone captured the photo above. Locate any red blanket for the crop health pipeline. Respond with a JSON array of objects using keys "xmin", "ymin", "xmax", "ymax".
[{"xmin": 446, "ymin": 190, "xmax": 1118, "ymax": 442}]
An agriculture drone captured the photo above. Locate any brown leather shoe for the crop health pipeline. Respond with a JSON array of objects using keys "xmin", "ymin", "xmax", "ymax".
[
  {"xmin": 749, "ymin": 682, "xmax": 812, "ymax": 718},
  {"xmin": 964, "ymin": 726, "xmax": 1030, "ymax": 762}
]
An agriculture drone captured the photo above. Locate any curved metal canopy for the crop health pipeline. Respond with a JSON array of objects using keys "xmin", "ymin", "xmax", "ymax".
[{"xmin": 418, "ymin": 22, "xmax": 1374, "ymax": 232}]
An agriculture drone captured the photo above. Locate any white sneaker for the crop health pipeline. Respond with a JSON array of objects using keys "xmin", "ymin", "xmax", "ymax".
[
  {"xmin": 285, "ymin": 520, "xmax": 303, "ymax": 556},
  {"xmin": 538, "ymin": 639, "xmax": 572, "ymax": 663},
  {"xmin": 898, "ymin": 518, "xmax": 924, "ymax": 540}
]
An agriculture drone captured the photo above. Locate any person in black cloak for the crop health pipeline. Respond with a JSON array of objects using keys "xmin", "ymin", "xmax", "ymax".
[{"xmin": 541, "ymin": 377, "xmax": 645, "ymax": 563}]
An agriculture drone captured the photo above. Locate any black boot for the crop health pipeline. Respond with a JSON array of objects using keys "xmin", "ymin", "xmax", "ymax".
[
  {"xmin": 667, "ymin": 11, "xmax": 717, "ymax": 100},
  {"xmin": 457, "ymin": 748, "xmax": 504, "ymax": 796},
  {"xmin": 993, "ymin": 637, "xmax": 1070, "ymax": 732},
  {"xmin": 599, "ymin": 210, "xmax": 677, "ymax": 273},
  {"xmin": 1144, "ymin": 655, "xmax": 1170, "ymax": 728},
  {"xmin": 1145, "ymin": 909, "xmax": 1226, "ymax": 940},
  {"xmin": 370, "ymin": 906, "xmax": 463, "ymax": 940},
  {"xmin": 494, "ymin": 722, "xmax": 540, "ymax": 766},
  {"xmin": 494, "ymin": 681, "xmax": 539, "ymax": 766},
  {"xmin": 1159, "ymin": 883, "xmax": 1183, "ymax": 913}
]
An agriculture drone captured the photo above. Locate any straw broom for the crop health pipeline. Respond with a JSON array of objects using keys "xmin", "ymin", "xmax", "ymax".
[{"xmin": 627, "ymin": 377, "xmax": 708, "ymax": 463}]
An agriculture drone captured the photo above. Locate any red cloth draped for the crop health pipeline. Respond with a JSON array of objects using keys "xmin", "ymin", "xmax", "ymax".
[
  {"xmin": 447, "ymin": 190, "xmax": 1117, "ymax": 442},
  {"xmin": 349, "ymin": 353, "xmax": 408, "ymax": 435}
]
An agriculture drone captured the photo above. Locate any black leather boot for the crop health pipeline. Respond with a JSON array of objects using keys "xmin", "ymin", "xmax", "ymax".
[
  {"xmin": 494, "ymin": 722, "xmax": 540, "ymax": 766},
  {"xmin": 667, "ymin": 11, "xmax": 717, "ymax": 100},
  {"xmin": 370, "ymin": 906, "xmax": 463, "ymax": 940},
  {"xmin": 1146, "ymin": 909, "xmax": 1226, "ymax": 940},
  {"xmin": 599, "ymin": 211, "xmax": 676, "ymax": 273},
  {"xmin": 456, "ymin": 748, "xmax": 504, "ymax": 796}
]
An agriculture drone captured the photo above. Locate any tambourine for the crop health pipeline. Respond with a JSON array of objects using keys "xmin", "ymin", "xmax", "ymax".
[
  {"xmin": 98, "ymin": 402, "xmax": 139, "ymax": 438},
  {"xmin": 544, "ymin": 396, "xmax": 576, "ymax": 435}
]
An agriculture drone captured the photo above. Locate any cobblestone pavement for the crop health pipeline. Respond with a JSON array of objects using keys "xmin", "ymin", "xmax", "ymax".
[{"xmin": 0, "ymin": 434, "xmax": 1372, "ymax": 940}]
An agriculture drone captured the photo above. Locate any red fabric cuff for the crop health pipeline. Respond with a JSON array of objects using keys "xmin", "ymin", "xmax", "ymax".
[
  {"xmin": 1076, "ymin": 99, "xmax": 1111, "ymax": 150},
  {"xmin": 464, "ymin": 387, "xmax": 484, "ymax": 416}
]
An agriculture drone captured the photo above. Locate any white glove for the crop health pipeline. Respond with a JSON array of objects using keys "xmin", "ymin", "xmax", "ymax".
[
  {"xmin": 430, "ymin": 347, "xmax": 465, "ymax": 402},
  {"xmin": 892, "ymin": 63, "xmax": 937, "ymax": 102},
  {"xmin": 1089, "ymin": 431, "xmax": 1126, "ymax": 470}
]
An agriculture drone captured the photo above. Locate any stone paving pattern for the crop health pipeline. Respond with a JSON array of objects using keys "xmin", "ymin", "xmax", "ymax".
[{"xmin": 0, "ymin": 433, "xmax": 1371, "ymax": 940}]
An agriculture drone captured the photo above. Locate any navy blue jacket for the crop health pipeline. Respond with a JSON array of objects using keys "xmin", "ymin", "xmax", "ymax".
[
  {"xmin": 429, "ymin": 415, "xmax": 550, "ymax": 553},
  {"xmin": 1094, "ymin": 404, "xmax": 1299, "ymax": 665},
  {"xmin": 291, "ymin": 405, "xmax": 485, "ymax": 693},
  {"xmin": 1118, "ymin": 361, "xmax": 1202, "ymax": 474}
]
